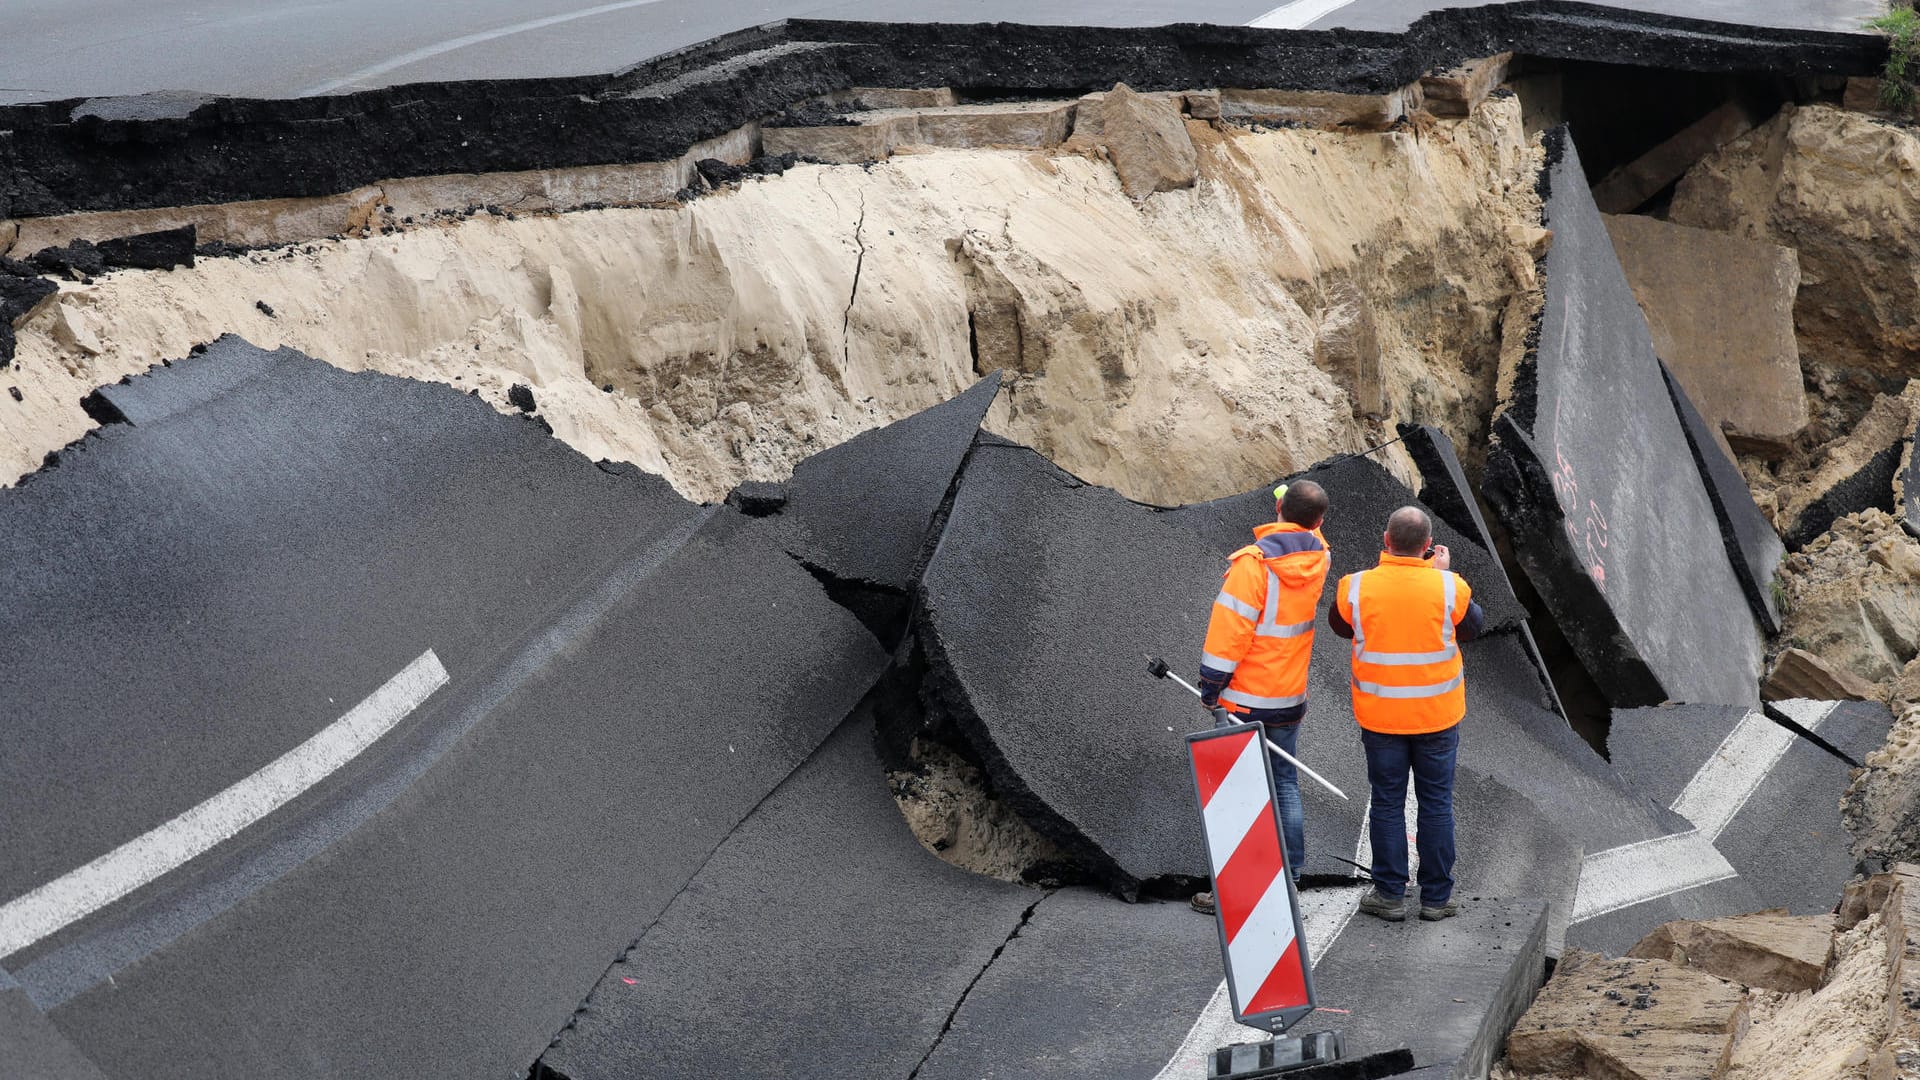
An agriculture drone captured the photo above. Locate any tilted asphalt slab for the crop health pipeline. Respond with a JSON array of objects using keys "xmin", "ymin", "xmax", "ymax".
[
  {"xmin": 776, "ymin": 371, "xmax": 1000, "ymax": 641},
  {"xmin": 1160, "ymin": 453, "xmax": 1526, "ymax": 636},
  {"xmin": 1610, "ymin": 699, "xmax": 1890, "ymax": 918},
  {"xmin": 918, "ymin": 440, "xmax": 1696, "ymax": 948},
  {"xmin": 539, "ymin": 716, "xmax": 1229, "ymax": 1080},
  {"xmin": 1486, "ymin": 128, "xmax": 1764, "ymax": 709},
  {"xmin": 1, "ymin": 338, "xmax": 889, "ymax": 1080},
  {"xmin": 914, "ymin": 887, "xmax": 1223, "ymax": 1080},
  {"xmin": 1658, "ymin": 359, "xmax": 1785, "ymax": 635}
]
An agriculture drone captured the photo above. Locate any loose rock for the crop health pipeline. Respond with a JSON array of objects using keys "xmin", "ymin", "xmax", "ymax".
[
  {"xmin": 1627, "ymin": 911, "xmax": 1834, "ymax": 992},
  {"xmin": 1098, "ymin": 83, "xmax": 1198, "ymax": 200}
]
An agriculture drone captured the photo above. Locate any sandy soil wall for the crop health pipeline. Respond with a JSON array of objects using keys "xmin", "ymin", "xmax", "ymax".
[{"xmin": 3, "ymin": 98, "xmax": 1539, "ymax": 504}]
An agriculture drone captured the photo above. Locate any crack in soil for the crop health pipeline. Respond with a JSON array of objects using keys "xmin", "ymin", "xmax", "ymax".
[{"xmin": 842, "ymin": 188, "xmax": 868, "ymax": 372}]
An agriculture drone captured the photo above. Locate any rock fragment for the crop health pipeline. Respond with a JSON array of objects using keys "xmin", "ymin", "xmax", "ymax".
[
  {"xmin": 1592, "ymin": 100, "xmax": 1754, "ymax": 215},
  {"xmin": 1505, "ymin": 950, "xmax": 1748, "ymax": 1079},
  {"xmin": 1627, "ymin": 911, "xmax": 1835, "ymax": 992},
  {"xmin": 1419, "ymin": 53, "xmax": 1513, "ymax": 118},
  {"xmin": 1099, "ymin": 83, "xmax": 1198, "ymax": 200},
  {"xmin": 1778, "ymin": 390, "xmax": 1913, "ymax": 550},
  {"xmin": 506, "ymin": 382, "xmax": 536, "ymax": 413},
  {"xmin": 1607, "ymin": 214, "xmax": 1806, "ymax": 460},
  {"xmin": 1765, "ymin": 647, "xmax": 1882, "ymax": 702}
]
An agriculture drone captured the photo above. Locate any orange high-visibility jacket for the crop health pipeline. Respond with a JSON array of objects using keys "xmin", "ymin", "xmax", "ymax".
[
  {"xmin": 1200, "ymin": 522, "xmax": 1331, "ymax": 716},
  {"xmin": 1334, "ymin": 554, "xmax": 1473, "ymax": 734}
]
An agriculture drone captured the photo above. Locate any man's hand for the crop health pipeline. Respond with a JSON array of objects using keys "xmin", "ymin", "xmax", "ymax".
[{"xmin": 1430, "ymin": 543, "xmax": 1451, "ymax": 571}]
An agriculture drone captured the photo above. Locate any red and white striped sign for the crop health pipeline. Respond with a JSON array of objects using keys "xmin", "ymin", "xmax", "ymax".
[{"xmin": 1187, "ymin": 725, "xmax": 1314, "ymax": 1029}]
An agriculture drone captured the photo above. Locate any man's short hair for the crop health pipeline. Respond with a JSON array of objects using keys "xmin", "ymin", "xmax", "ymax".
[
  {"xmin": 1280, "ymin": 480, "xmax": 1328, "ymax": 528},
  {"xmin": 1385, "ymin": 506, "xmax": 1432, "ymax": 556}
]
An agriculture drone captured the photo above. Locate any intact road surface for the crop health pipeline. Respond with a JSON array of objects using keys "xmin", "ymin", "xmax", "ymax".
[{"xmin": 0, "ymin": 0, "xmax": 1880, "ymax": 105}]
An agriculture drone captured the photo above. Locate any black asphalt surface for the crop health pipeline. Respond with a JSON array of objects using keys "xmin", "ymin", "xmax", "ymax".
[
  {"xmin": 919, "ymin": 440, "xmax": 1704, "ymax": 932},
  {"xmin": 777, "ymin": 371, "xmax": 1000, "ymax": 640},
  {"xmin": 913, "ymin": 888, "xmax": 1222, "ymax": 1080},
  {"xmin": 1783, "ymin": 438, "xmax": 1909, "ymax": 551},
  {"xmin": 1309, "ymin": 898, "xmax": 1547, "ymax": 1076},
  {"xmin": 0, "ymin": 0, "xmax": 1879, "ymax": 105},
  {"xmin": 1487, "ymin": 129, "xmax": 1764, "ymax": 709},
  {"xmin": 1612, "ymin": 701, "xmax": 1886, "ymax": 918},
  {"xmin": 1162, "ymin": 453, "xmax": 1527, "ymax": 635},
  {"xmin": 3, "ymin": 340, "xmax": 890, "ymax": 1079},
  {"xmin": 0, "ymin": 973, "xmax": 107, "ymax": 1080},
  {"xmin": 0, "ymin": 336, "xmax": 697, "ymax": 914},
  {"xmin": 1659, "ymin": 360, "xmax": 1785, "ymax": 635},
  {"xmin": 536, "ymin": 714, "xmax": 1040, "ymax": 1080}
]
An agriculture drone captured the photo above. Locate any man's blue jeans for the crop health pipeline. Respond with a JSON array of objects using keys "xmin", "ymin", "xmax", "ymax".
[
  {"xmin": 1263, "ymin": 721, "xmax": 1306, "ymax": 882},
  {"xmin": 1359, "ymin": 724, "xmax": 1459, "ymax": 907}
]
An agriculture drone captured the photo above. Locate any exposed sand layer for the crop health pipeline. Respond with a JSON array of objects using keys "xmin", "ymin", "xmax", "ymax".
[{"xmin": 2, "ymin": 98, "xmax": 1540, "ymax": 504}]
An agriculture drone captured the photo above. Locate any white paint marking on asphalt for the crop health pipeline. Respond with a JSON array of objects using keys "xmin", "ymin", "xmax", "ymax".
[
  {"xmin": 1571, "ymin": 701, "xmax": 1837, "ymax": 924},
  {"xmin": 1571, "ymin": 829, "xmax": 1736, "ymax": 923},
  {"xmin": 1247, "ymin": 0, "xmax": 1363, "ymax": 30},
  {"xmin": 1152, "ymin": 809, "xmax": 1374, "ymax": 1080},
  {"xmin": 1671, "ymin": 705, "xmax": 1823, "ymax": 842},
  {"xmin": 301, "ymin": 0, "xmax": 673, "ymax": 95},
  {"xmin": 0, "ymin": 650, "xmax": 448, "ymax": 959}
]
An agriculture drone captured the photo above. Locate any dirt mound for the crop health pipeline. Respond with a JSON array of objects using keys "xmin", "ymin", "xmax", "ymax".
[{"xmin": 3, "ymin": 98, "xmax": 1541, "ymax": 503}]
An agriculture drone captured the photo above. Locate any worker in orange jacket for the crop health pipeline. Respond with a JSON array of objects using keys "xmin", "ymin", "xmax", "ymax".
[
  {"xmin": 1196, "ymin": 479, "xmax": 1331, "ymax": 882},
  {"xmin": 1330, "ymin": 506, "xmax": 1484, "ymax": 923}
]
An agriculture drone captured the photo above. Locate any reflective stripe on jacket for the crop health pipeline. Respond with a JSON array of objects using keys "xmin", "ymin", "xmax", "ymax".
[
  {"xmin": 1200, "ymin": 522, "xmax": 1331, "ymax": 716},
  {"xmin": 1334, "ymin": 553, "xmax": 1472, "ymax": 734}
]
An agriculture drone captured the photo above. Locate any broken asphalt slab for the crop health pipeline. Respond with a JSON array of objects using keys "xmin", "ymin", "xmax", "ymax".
[
  {"xmin": 0, "ymin": 8, "xmax": 1885, "ymax": 219},
  {"xmin": 1486, "ymin": 127, "xmax": 1764, "ymax": 708},
  {"xmin": 919, "ymin": 439, "xmax": 1696, "ymax": 946},
  {"xmin": 911, "ymin": 887, "xmax": 1220, "ymax": 1080},
  {"xmin": 773, "ymin": 370, "xmax": 1000, "ymax": 642},
  {"xmin": 1608, "ymin": 701, "xmax": 1877, "ymax": 923},
  {"xmin": 1309, "ymin": 898, "xmax": 1548, "ymax": 1077},
  {"xmin": 1, "ymin": 338, "xmax": 889, "ymax": 1080},
  {"xmin": 541, "ymin": 717, "xmax": 1224, "ymax": 1080},
  {"xmin": 1659, "ymin": 359, "xmax": 1786, "ymax": 635}
]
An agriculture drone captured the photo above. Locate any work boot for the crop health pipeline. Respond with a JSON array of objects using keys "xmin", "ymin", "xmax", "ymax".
[
  {"xmin": 1420, "ymin": 899, "xmax": 1463, "ymax": 921},
  {"xmin": 1190, "ymin": 891, "xmax": 1216, "ymax": 915},
  {"xmin": 1358, "ymin": 888, "xmax": 1406, "ymax": 922}
]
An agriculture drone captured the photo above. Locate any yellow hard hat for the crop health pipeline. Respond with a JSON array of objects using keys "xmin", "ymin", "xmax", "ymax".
[{"xmin": 1273, "ymin": 484, "xmax": 1288, "ymax": 501}]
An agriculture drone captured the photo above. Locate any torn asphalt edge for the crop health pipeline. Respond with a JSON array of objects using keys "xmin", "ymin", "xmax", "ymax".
[{"xmin": 0, "ymin": 3, "xmax": 1885, "ymax": 221}]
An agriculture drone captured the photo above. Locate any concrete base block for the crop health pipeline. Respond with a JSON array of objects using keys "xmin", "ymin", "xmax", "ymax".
[
  {"xmin": 1608, "ymin": 214, "xmax": 1807, "ymax": 460},
  {"xmin": 1591, "ymin": 101, "xmax": 1754, "ymax": 214},
  {"xmin": 1219, "ymin": 85, "xmax": 1422, "ymax": 130},
  {"xmin": 765, "ymin": 101, "xmax": 1076, "ymax": 163},
  {"xmin": 1420, "ymin": 53, "xmax": 1513, "ymax": 118}
]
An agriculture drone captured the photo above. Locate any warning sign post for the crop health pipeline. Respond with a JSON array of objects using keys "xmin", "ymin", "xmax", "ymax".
[{"xmin": 1185, "ymin": 723, "xmax": 1318, "ymax": 1033}]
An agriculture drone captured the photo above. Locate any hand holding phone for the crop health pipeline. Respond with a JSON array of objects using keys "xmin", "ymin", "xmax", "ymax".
[{"xmin": 1429, "ymin": 543, "xmax": 1451, "ymax": 571}]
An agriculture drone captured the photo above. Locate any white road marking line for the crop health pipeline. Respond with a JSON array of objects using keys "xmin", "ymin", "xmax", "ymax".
[
  {"xmin": 1571, "ymin": 829, "xmax": 1736, "ymax": 923},
  {"xmin": 1572, "ymin": 702, "xmax": 1836, "ymax": 924},
  {"xmin": 1672, "ymin": 706, "xmax": 1820, "ymax": 842},
  {"xmin": 1247, "ymin": 0, "xmax": 1363, "ymax": 30},
  {"xmin": 1152, "ymin": 810, "xmax": 1374, "ymax": 1080},
  {"xmin": 301, "ymin": 0, "xmax": 672, "ymax": 95},
  {"xmin": 0, "ymin": 650, "xmax": 448, "ymax": 959}
]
